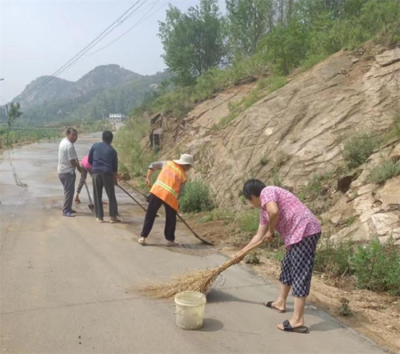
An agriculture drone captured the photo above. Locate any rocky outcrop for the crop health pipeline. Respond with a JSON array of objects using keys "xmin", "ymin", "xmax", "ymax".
[{"xmin": 158, "ymin": 45, "xmax": 400, "ymax": 244}]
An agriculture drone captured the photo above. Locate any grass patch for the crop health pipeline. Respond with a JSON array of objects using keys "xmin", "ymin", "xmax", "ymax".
[
  {"xmin": 199, "ymin": 208, "xmax": 234, "ymax": 223},
  {"xmin": 212, "ymin": 74, "xmax": 286, "ymax": 131},
  {"xmin": 115, "ymin": 116, "xmax": 157, "ymax": 177},
  {"xmin": 260, "ymin": 156, "xmax": 269, "ymax": 166},
  {"xmin": 366, "ymin": 160, "xmax": 400, "ymax": 184},
  {"xmin": 298, "ymin": 172, "xmax": 334, "ymax": 202},
  {"xmin": 212, "ymin": 112, "xmax": 238, "ymax": 131},
  {"xmin": 383, "ymin": 116, "xmax": 400, "ymax": 142},
  {"xmin": 314, "ymin": 239, "xmax": 355, "ymax": 277},
  {"xmin": 300, "ymin": 53, "xmax": 329, "ymax": 72},
  {"xmin": 180, "ymin": 180, "xmax": 214, "ymax": 213},
  {"xmin": 342, "ymin": 133, "xmax": 379, "ymax": 169},
  {"xmin": 235, "ymin": 209, "xmax": 259, "ymax": 234},
  {"xmin": 346, "ymin": 216, "xmax": 357, "ymax": 226},
  {"xmin": 271, "ymin": 172, "xmax": 282, "ymax": 187},
  {"xmin": 352, "ymin": 239, "xmax": 400, "ymax": 296},
  {"xmin": 338, "ymin": 298, "xmax": 352, "ymax": 317},
  {"xmin": 315, "ymin": 238, "xmax": 400, "ymax": 296},
  {"xmin": 244, "ymin": 252, "xmax": 261, "ymax": 264},
  {"xmin": 266, "ymin": 75, "xmax": 287, "ymax": 93},
  {"xmin": 0, "ymin": 127, "xmax": 61, "ymax": 148}
]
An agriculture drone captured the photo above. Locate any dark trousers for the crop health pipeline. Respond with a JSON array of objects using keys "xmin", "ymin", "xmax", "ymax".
[
  {"xmin": 92, "ymin": 173, "xmax": 118, "ymax": 219},
  {"xmin": 59, "ymin": 172, "xmax": 76, "ymax": 214},
  {"xmin": 140, "ymin": 194, "xmax": 177, "ymax": 241}
]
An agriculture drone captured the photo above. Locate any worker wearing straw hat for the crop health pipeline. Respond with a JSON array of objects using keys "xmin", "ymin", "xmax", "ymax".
[{"xmin": 138, "ymin": 154, "xmax": 194, "ymax": 246}]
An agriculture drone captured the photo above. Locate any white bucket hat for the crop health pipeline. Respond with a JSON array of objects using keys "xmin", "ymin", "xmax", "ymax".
[{"xmin": 173, "ymin": 154, "xmax": 194, "ymax": 167}]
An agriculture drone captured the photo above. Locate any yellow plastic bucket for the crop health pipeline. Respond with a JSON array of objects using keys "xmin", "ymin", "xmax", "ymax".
[{"xmin": 174, "ymin": 291, "xmax": 206, "ymax": 330}]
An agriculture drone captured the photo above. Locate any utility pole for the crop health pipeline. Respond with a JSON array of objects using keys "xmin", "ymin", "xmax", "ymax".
[{"xmin": 5, "ymin": 103, "xmax": 10, "ymax": 146}]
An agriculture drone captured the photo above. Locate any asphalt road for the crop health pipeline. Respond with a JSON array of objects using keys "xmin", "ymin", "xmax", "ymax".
[{"xmin": 0, "ymin": 135, "xmax": 387, "ymax": 354}]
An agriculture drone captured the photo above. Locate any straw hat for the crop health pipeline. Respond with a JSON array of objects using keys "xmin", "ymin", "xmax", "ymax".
[{"xmin": 173, "ymin": 154, "xmax": 194, "ymax": 166}]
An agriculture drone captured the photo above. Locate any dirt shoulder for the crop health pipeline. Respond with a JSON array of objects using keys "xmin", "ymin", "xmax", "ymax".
[{"xmin": 184, "ymin": 213, "xmax": 400, "ymax": 354}]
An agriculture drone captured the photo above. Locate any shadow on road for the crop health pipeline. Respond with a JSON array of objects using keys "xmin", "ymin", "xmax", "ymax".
[
  {"xmin": 207, "ymin": 290, "xmax": 261, "ymax": 306},
  {"xmin": 199, "ymin": 318, "xmax": 224, "ymax": 332}
]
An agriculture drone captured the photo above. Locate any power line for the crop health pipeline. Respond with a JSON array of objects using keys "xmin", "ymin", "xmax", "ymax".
[
  {"xmin": 18, "ymin": 0, "xmax": 147, "ymax": 102},
  {"xmin": 18, "ymin": 0, "xmax": 145, "ymax": 102},
  {"xmin": 86, "ymin": 1, "xmax": 167, "ymax": 57}
]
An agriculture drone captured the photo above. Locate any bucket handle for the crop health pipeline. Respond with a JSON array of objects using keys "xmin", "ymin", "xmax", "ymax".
[{"xmin": 205, "ymin": 274, "xmax": 226, "ymax": 295}]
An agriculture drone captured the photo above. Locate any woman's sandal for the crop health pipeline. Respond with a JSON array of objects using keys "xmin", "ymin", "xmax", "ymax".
[
  {"xmin": 264, "ymin": 301, "xmax": 286, "ymax": 313},
  {"xmin": 279, "ymin": 320, "xmax": 309, "ymax": 333}
]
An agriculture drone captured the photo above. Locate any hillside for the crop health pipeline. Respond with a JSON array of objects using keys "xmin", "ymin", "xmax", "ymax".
[
  {"xmin": 144, "ymin": 44, "xmax": 400, "ymax": 246},
  {"xmin": 116, "ymin": 43, "xmax": 400, "ymax": 352},
  {"xmin": 5, "ymin": 65, "xmax": 169, "ymax": 123},
  {"xmin": 13, "ymin": 76, "xmax": 74, "ymax": 108}
]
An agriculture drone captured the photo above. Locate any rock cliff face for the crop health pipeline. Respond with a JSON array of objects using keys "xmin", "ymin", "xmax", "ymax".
[{"xmin": 156, "ymin": 45, "xmax": 400, "ymax": 244}]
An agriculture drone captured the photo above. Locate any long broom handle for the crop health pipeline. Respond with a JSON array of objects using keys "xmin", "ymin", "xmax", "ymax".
[
  {"xmin": 119, "ymin": 179, "xmax": 213, "ymax": 246},
  {"xmin": 117, "ymin": 184, "xmax": 148, "ymax": 213},
  {"xmin": 218, "ymin": 239, "xmax": 266, "ymax": 271},
  {"xmin": 119, "ymin": 179, "xmax": 147, "ymax": 197},
  {"xmin": 84, "ymin": 181, "xmax": 93, "ymax": 205},
  {"xmin": 176, "ymin": 213, "xmax": 213, "ymax": 246}
]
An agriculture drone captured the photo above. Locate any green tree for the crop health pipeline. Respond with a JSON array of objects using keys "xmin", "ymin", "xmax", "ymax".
[
  {"xmin": 259, "ymin": 19, "xmax": 309, "ymax": 75},
  {"xmin": 226, "ymin": 0, "xmax": 275, "ymax": 56},
  {"xmin": 6, "ymin": 102, "xmax": 23, "ymax": 146},
  {"xmin": 158, "ymin": 0, "xmax": 226, "ymax": 86}
]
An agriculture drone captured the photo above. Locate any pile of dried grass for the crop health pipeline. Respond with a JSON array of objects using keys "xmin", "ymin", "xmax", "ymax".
[{"xmin": 140, "ymin": 240, "xmax": 264, "ymax": 299}]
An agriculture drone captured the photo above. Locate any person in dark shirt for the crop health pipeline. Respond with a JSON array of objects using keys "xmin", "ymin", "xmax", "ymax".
[{"xmin": 88, "ymin": 131, "xmax": 120, "ymax": 223}]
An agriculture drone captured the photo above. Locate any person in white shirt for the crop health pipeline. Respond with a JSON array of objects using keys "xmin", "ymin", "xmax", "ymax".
[{"xmin": 57, "ymin": 128, "xmax": 81, "ymax": 217}]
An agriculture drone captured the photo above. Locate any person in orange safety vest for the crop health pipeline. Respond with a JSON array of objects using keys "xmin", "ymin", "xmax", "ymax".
[{"xmin": 138, "ymin": 154, "xmax": 194, "ymax": 246}]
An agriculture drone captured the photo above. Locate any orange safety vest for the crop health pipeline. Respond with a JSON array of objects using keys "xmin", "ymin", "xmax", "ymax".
[{"xmin": 150, "ymin": 161, "xmax": 187, "ymax": 211}]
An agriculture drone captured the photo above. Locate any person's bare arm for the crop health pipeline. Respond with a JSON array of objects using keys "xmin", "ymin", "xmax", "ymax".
[
  {"xmin": 234, "ymin": 223, "xmax": 269, "ymax": 259},
  {"xmin": 265, "ymin": 201, "xmax": 279, "ymax": 239},
  {"xmin": 70, "ymin": 159, "xmax": 82, "ymax": 173},
  {"xmin": 145, "ymin": 161, "xmax": 166, "ymax": 187},
  {"xmin": 233, "ymin": 201, "xmax": 280, "ymax": 262}
]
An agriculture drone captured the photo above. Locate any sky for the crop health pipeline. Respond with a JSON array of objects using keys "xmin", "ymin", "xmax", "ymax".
[{"xmin": 0, "ymin": 0, "xmax": 226, "ymax": 103}]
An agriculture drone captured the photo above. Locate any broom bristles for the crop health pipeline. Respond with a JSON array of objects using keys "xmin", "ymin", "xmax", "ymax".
[
  {"xmin": 140, "ymin": 267, "xmax": 221, "ymax": 299},
  {"xmin": 140, "ymin": 240, "xmax": 264, "ymax": 300}
]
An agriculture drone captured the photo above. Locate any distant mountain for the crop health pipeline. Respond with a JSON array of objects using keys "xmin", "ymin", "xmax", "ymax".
[
  {"xmin": 13, "ymin": 76, "xmax": 74, "ymax": 108},
  {"xmin": 5, "ymin": 65, "xmax": 169, "ymax": 123},
  {"xmin": 70, "ymin": 64, "xmax": 142, "ymax": 99}
]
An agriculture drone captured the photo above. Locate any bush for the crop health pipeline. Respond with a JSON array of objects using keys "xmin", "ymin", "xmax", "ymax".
[
  {"xmin": 342, "ymin": 133, "xmax": 378, "ymax": 168},
  {"xmin": 339, "ymin": 298, "xmax": 353, "ymax": 317},
  {"xmin": 314, "ymin": 239, "xmax": 355, "ymax": 276},
  {"xmin": 259, "ymin": 21, "xmax": 309, "ymax": 75},
  {"xmin": 360, "ymin": 0, "xmax": 400, "ymax": 46},
  {"xmin": 192, "ymin": 68, "xmax": 232, "ymax": 102},
  {"xmin": 352, "ymin": 239, "xmax": 400, "ymax": 295},
  {"xmin": 366, "ymin": 161, "xmax": 400, "ymax": 184},
  {"xmin": 153, "ymin": 87, "xmax": 194, "ymax": 118},
  {"xmin": 314, "ymin": 238, "xmax": 400, "ymax": 296},
  {"xmin": 298, "ymin": 172, "xmax": 333, "ymax": 201},
  {"xmin": 114, "ymin": 116, "xmax": 157, "ymax": 177},
  {"xmin": 180, "ymin": 180, "xmax": 214, "ymax": 213}
]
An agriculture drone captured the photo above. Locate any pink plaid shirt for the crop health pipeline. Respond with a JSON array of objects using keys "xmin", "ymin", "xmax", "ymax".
[
  {"xmin": 80, "ymin": 155, "xmax": 92, "ymax": 170},
  {"xmin": 260, "ymin": 187, "xmax": 321, "ymax": 249}
]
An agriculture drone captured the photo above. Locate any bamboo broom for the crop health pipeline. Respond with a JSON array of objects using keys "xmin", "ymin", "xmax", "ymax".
[{"xmin": 140, "ymin": 239, "xmax": 265, "ymax": 299}]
